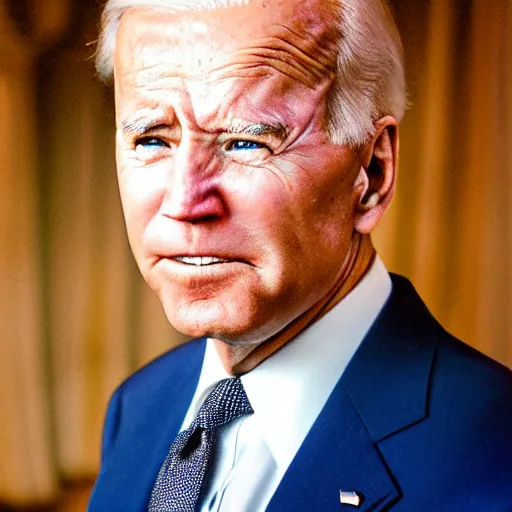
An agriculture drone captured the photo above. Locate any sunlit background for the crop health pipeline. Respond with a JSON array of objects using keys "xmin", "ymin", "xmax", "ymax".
[{"xmin": 1, "ymin": 0, "xmax": 511, "ymax": 509}]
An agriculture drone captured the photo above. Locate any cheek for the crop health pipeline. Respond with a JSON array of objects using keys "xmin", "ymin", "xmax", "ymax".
[
  {"xmin": 117, "ymin": 161, "xmax": 167, "ymax": 250},
  {"xmin": 282, "ymin": 163, "xmax": 359, "ymax": 267},
  {"xmin": 310, "ymin": 184, "xmax": 355, "ymax": 242},
  {"xmin": 222, "ymin": 156, "xmax": 356, "ymax": 261},
  {"xmin": 222, "ymin": 166, "xmax": 292, "ymax": 233}
]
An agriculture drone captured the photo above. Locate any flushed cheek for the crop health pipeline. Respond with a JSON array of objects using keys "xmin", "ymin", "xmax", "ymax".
[
  {"xmin": 218, "ymin": 174, "xmax": 313, "ymax": 289},
  {"xmin": 253, "ymin": 164, "xmax": 356, "ymax": 269},
  {"xmin": 303, "ymin": 193, "xmax": 355, "ymax": 255}
]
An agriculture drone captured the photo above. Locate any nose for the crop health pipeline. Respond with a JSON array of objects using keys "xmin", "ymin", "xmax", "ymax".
[{"xmin": 160, "ymin": 137, "xmax": 226, "ymax": 222}]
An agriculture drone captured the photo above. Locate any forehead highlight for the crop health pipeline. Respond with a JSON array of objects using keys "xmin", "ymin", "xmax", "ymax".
[{"xmin": 114, "ymin": 0, "xmax": 341, "ymax": 88}]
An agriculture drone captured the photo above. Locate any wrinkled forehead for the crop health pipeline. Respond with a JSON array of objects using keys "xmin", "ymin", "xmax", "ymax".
[{"xmin": 114, "ymin": 0, "xmax": 341, "ymax": 84}]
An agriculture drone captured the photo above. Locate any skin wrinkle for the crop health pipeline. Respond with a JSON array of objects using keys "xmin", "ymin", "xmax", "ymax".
[
  {"xmin": 208, "ymin": 66, "xmax": 274, "ymax": 80},
  {"xmin": 133, "ymin": 62, "xmax": 275, "ymax": 84},
  {"xmin": 266, "ymin": 40, "xmax": 334, "ymax": 79},
  {"xmin": 264, "ymin": 25, "xmax": 339, "ymax": 70},
  {"xmin": 210, "ymin": 60, "xmax": 314, "ymax": 88},
  {"xmin": 123, "ymin": 3, "xmax": 339, "ymax": 88},
  {"xmin": 224, "ymin": 51, "xmax": 324, "ymax": 85},
  {"xmin": 121, "ymin": 61, "xmax": 330, "ymax": 145},
  {"xmin": 205, "ymin": 18, "xmax": 339, "ymax": 86},
  {"xmin": 211, "ymin": 29, "xmax": 338, "ymax": 86},
  {"xmin": 171, "ymin": 54, "xmax": 333, "ymax": 90},
  {"xmin": 124, "ymin": 113, "xmax": 290, "ymax": 161},
  {"xmin": 119, "ymin": 82, "xmax": 331, "ymax": 193},
  {"xmin": 201, "ymin": 99, "xmax": 301, "ymax": 156}
]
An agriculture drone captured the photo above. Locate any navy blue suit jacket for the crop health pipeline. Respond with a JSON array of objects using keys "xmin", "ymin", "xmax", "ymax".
[{"xmin": 89, "ymin": 275, "xmax": 512, "ymax": 511}]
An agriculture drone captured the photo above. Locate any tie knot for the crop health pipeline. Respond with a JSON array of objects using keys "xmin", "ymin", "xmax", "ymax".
[{"xmin": 195, "ymin": 377, "xmax": 253, "ymax": 430}]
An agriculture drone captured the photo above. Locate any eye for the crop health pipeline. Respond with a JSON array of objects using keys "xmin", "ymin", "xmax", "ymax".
[
  {"xmin": 135, "ymin": 136, "xmax": 169, "ymax": 149},
  {"xmin": 133, "ymin": 136, "xmax": 171, "ymax": 163},
  {"xmin": 226, "ymin": 140, "xmax": 269, "ymax": 151}
]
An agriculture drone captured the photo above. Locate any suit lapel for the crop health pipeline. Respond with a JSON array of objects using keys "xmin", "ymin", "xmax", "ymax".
[
  {"xmin": 267, "ymin": 381, "xmax": 400, "ymax": 511},
  {"xmin": 342, "ymin": 274, "xmax": 439, "ymax": 442},
  {"xmin": 269, "ymin": 275, "xmax": 439, "ymax": 511},
  {"xmin": 88, "ymin": 338, "xmax": 207, "ymax": 512}
]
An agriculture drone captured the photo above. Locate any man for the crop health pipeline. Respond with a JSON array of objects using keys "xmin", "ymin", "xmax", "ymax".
[{"xmin": 88, "ymin": 0, "xmax": 512, "ymax": 510}]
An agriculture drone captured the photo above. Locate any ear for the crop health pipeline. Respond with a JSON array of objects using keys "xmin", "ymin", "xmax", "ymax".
[{"xmin": 353, "ymin": 116, "xmax": 399, "ymax": 234}]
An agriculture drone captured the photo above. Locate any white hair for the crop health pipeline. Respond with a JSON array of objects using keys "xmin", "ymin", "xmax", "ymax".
[{"xmin": 96, "ymin": 0, "xmax": 405, "ymax": 146}]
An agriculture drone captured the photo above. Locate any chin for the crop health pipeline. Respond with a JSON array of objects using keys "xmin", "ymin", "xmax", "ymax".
[
  {"xmin": 160, "ymin": 293, "xmax": 240, "ymax": 339},
  {"xmin": 158, "ymin": 291, "xmax": 279, "ymax": 345}
]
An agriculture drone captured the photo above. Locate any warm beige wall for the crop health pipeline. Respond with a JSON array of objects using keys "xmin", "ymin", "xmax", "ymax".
[{"xmin": 0, "ymin": 0, "xmax": 511, "ymax": 506}]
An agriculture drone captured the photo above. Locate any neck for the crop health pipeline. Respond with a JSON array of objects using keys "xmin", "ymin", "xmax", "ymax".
[{"xmin": 213, "ymin": 233, "xmax": 377, "ymax": 376}]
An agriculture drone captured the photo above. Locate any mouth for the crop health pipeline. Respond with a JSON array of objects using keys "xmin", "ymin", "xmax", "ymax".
[{"xmin": 172, "ymin": 256, "xmax": 232, "ymax": 266}]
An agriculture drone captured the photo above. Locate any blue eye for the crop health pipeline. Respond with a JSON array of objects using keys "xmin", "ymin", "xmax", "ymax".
[
  {"xmin": 227, "ymin": 140, "xmax": 265, "ymax": 151},
  {"xmin": 136, "ymin": 137, "xmax": 167, "ymax": 148}
]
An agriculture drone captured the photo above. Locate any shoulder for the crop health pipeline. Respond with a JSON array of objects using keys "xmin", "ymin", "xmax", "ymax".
[
  {"xmin": 389, "ymin": 273, "xmax": 512, "ymax": 392},
  {"xmin": 100, "ymin": 337, "xmax": 206, "ymax": 461},
  {"xmin": 379, "ymin": 276, "xmax": 512, "ymax": 508},
  {"xmin": 428, "ymin": 330, "xmax": 512, "ymax": 463},
  {"xmin": 403, "ymin": 334, "xmax": 512, "ymax": 509},
  {"xmin": 389, "ymin": 273, "xmax": 512, "ymax": 436},
  {"xmin": 115, "ymin": 336, "xmax": 207, "ymax": 400},
  {"xmin": 434, "ymin": 330, "xmax": 512, "ymax": 401}
]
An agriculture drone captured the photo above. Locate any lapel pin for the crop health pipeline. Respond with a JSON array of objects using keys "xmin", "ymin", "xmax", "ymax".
[{"xmin": 339, "ymin": 490, "xmax": 363, "ymax": 508}]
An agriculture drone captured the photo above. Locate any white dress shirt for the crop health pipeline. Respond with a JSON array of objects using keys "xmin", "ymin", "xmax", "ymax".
[{"xmin": 180, "ymin": 257, "xmax": 392, "ymax": 511}]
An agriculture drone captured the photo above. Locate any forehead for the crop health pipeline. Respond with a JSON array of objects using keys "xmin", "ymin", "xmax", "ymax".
[{"xmin": 114, "ymin": 0, "xmax": 340, "ymax": 87}]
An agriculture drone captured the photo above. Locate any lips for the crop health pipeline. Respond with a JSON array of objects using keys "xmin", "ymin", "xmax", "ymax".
[{"xmin": 172, "ymin": 256, "xmax": 231, "ymax": 266}]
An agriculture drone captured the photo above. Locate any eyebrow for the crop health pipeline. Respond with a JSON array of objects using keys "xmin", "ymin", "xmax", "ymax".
[
  {"xmin": 225, "ymin": 122, "xmax": 289, "ymax": 140},
  {"xmin": 120, "ymin": 117, "xmax": 289, "ymax": 140},
  {"xmin": 120, "ymin": 116, "xmax": 168, "ymax": 136}
]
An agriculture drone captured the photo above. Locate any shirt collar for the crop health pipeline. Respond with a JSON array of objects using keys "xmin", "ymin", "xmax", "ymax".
[{"xmin": 182, "ymin": 256, "xmax": 391, "ymax": 470}]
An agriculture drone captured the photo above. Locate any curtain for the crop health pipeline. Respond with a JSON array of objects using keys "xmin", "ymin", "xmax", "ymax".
[
  {"xmin": 0, "ymin": 0, "xmax": 511, "ymax": 506},
  {"xmin": 0, "ymin": 3, "xmax": 58, "ymax": 505},
  {"xmin": 375, "ymin": 0, "xmax": 512, "ymax": 364}
]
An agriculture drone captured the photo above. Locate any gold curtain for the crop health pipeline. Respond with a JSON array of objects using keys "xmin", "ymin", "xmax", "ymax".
[
  {"xmin": 375, "ymin": 0, "xmax": 512, "ymax": 365},
  {"xmin": 0, "ymin": 2, "xmax": 58, "ymax": 505},
  {"xmin": 0, "ymin": 0, "xmax": 511, "ymax": 506}
]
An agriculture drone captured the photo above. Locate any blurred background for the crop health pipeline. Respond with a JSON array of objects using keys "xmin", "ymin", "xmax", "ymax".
[{"xmin": 1, "ymin": 0, "xmax": 511, "ymax": 509}]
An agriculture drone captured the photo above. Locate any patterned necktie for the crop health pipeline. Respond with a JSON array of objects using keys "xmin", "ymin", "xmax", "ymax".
[{"xmin": 148, "ymin": 377, "xmax": 253, "ymax": 512}]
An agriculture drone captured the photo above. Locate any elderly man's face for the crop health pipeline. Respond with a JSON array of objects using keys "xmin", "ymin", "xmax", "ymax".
[{"xmin": 114, "ymin": 0, "xmax": 368, "ymax": 344}]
